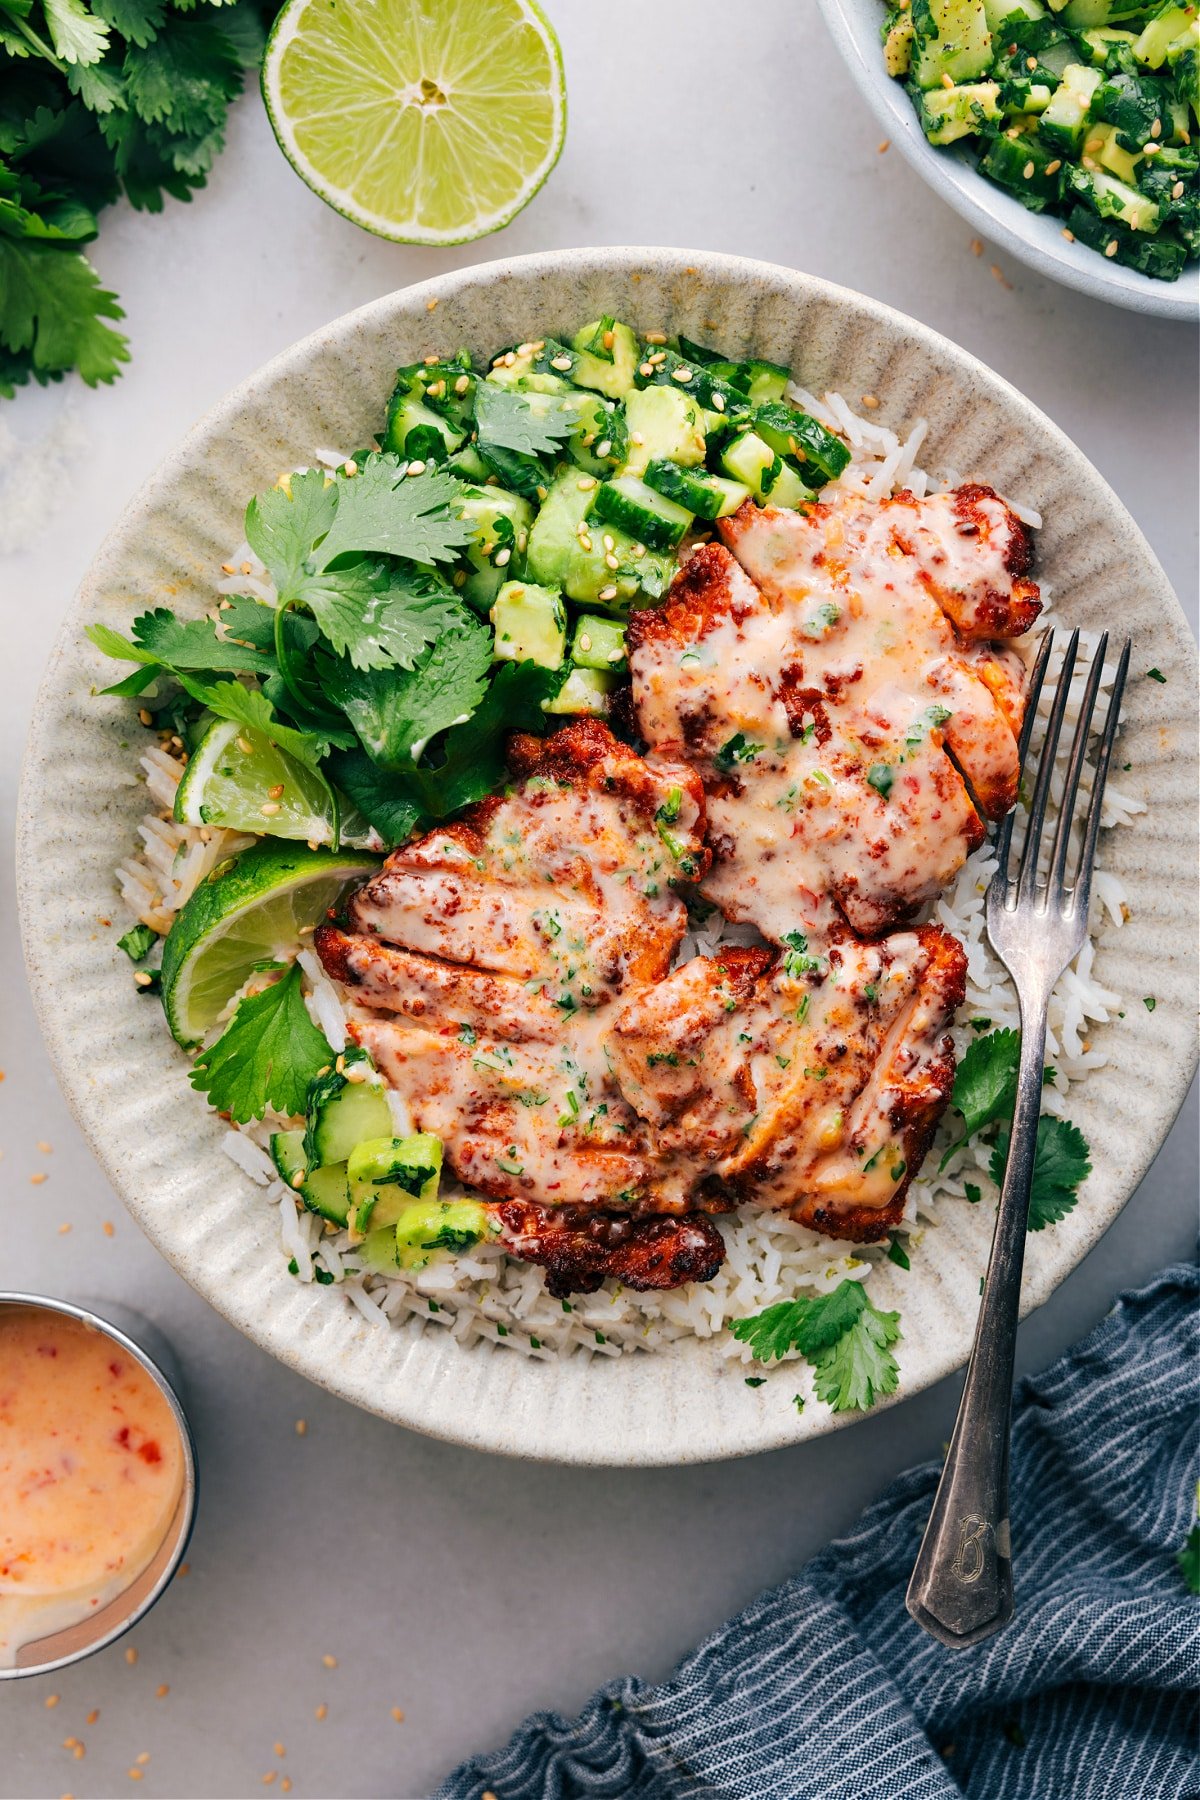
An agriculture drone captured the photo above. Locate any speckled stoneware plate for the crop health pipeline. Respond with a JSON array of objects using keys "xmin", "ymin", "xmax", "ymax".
[
  {"xmin": 18, "ymin": 248, "xmax": 1198, "ymax": 1466},
  {"xmin": 817, "ymin": 0, "xmax": 1199, "ymax": 322}
]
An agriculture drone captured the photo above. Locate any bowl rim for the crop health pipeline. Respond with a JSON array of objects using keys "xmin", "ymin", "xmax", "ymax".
[
  {"xmin": 16, "ymin": 245, "xmax": 1199, "ymax": 1464},
  {"xmin": 815, "ymin": 0, "xmax": 1199, "ymax": 323},
  {"xmin": 0, "ymin": 1293, "xmax": 197, "ymax": 1678}
]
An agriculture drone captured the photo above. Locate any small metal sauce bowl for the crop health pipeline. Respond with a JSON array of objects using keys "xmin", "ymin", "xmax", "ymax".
[{"xmin": 0, "ymin": 1292, "xmax": 198, "ymax": 1680}]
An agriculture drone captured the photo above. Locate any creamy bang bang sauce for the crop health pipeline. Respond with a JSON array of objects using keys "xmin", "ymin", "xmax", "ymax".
[{"xmin": 0, "ymin": 1306, "xmax": 185, "ymax": 1667}]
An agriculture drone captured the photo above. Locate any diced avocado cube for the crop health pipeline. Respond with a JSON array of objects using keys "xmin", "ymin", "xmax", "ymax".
[
  {"xmin": 620, "ymin": 385, "xmax": 707, "ymax": 476},
  {"xmin": 719, "ymin": 430, "xmax": 814, "ymax": 509},
  {"xmin": 912, "ymin": 0, "xmax": 993, "ymax": 87},
  {"xmin": 914, "ymin": 78, "xmax": 1003, "ymax": 141},
  {"xmin": 395, "ymin": 1198, "xmax": 490, "ymax": 1266},
  {"xmin": 525, "ymin": 468, "xmax": 592, "ymax": 588},
  {"xmin": 347, "ymin": 1133, "xmax": 443, "ymax": 1236},
  {"xmin": 1089, "ymin": 119, "xmax": 1141, "ymax": 181},
  {"xmin": 1039, "ymin": 61, "xmax": 1104, "ymax": 146},
  {"xmin": 457, "ymin": 485, "xmax": 534, "ymax": 611},
  {"xmin": 486, "ymin": 346, "xmax": 573, "ymax": 393},
  {"xmin": 490, "ymin": 580, "xmax": 567, "ymax": 669},
  {"xmin": 543, "ymin": 668, "xmax": 621, "ymax": 717},
  {"xmin": 527, "ymin": 470, "xmax": 673, "ymax": 609},
  {"xmin": 571, "ymin": 615, "xmax": 628, "ymax": 671}
]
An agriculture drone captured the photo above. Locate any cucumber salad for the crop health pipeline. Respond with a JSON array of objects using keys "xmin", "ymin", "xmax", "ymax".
[
  {"xmin": 89, "ymin": 316, "xmax": 855, "ymax": 1283},
  {"xmin": 884, "ymin": 0, "xmax": 1198, "ymax": 279}
]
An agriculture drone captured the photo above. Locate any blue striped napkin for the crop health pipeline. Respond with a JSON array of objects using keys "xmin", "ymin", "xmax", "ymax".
[{"xmin": 435, "ymin": 1261, "xmax": 1199, "ymax": 1800}]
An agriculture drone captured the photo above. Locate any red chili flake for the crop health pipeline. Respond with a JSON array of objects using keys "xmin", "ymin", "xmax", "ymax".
[{"xmin": 137, "ymin": 1442, "xmax": 162, "ymax": 1465}]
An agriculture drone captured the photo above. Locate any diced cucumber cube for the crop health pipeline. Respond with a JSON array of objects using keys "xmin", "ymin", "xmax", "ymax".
[
  {"xmin": 720, "ymin": 430, "xmax": 814, "ymax": 509},
  {"xmin": 912, "ymin": 0, "xmax": 993, "ymax": 87},
  {"xmin": 543, "ymin": 668, "xmax": 621, "ymax": 717},
  {"xmin": 589, "ymin": 475, "xmax": 693, "ymax": 551},
  {"xmin": 754, "ymin": 402, "xmax": 852, "ymax": 486},
  {"xmin": 303, "ymin": 1051, "xmax": 393, "ymax": 1169},
  {"xmin": 457, "ymin": 485, "xmax": 534, "ymax": 611},
  {"xmin": 570, "ymin": 615, "xmax": 627, "ymax": 671},
  {"xmin": 382, "ymin": 391, "xmax": 464, "ymax": 460},
  {"xmin": 1065, "ymin": 162, "xmax": 1160, "ymax": 228},
  {"xmin": 914, "ymin": 78, "xmax": 1003, "ymax": 141},
  {"xmin": 347, "ymin": 1133, "xmax": 443, "ymax": 1235},
  {"xmin": 490, "ymin": 580, "xmax": 566, "ymax": 669},
  {"xmin": 1039, "ymin": 61, "xmax": 1104, "ymax": 146},
  {"xmin": 643, "ymin": 460, "xmax": 750, "ymax": 520}
]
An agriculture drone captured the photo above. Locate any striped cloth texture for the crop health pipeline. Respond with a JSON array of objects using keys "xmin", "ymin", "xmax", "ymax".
[{"xmin": 435, "ymin": 1261, "xmax": 1200, "ymax": 1800}]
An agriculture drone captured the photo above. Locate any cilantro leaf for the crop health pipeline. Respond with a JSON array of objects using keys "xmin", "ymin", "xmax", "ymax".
[
  {"xmin": 306, "ymin": 570, "xmax": 463, "ymax": 674},
  {"xmin": 217, "ymin": 595, "xmax": 278, "ymax": 654},
  {"xmin": 0, "ymin": 237, "xmax": 128, "ymax": 385},
  {"xmin": 328, "ymin": 750, "xmax": 424, "ymax": 849},
  {"xmin": 90, "ymin": 0, "xmax": 165, "ymax": 48},
  {"xmin": 244, "ymin": 467, "xmax": 338, "ymax": 596},
  {"xmin": 940, "ymin": 1027, "xmax": 1019, "ymax": 1169},
  {"xmin": 318, "ymin": 612, "xmax": 492, "ymax": 771},
  {"xmin": 316, "ymin": 458, "xmax": 474, "ymax": 567},
  {"xmin": 189, "ymin": 962, "xmax": 332, "ymax": 1124},
  {"xmin": 390, "ymin": 659, "xmax": 564, "ymax": 817},
  {"xmin": 473, "ymin": 382, "xmax": 575, "ymax": 458},
  {"xmin": 988, "ymin": 1115, "xmax": 1091, "ymax": 1231},
  {"xmin": 175, "ymin": 673, "xmax": 329, "ymax": 771},
  {"xmin": 42, "ymin": 0, "xmax": 112, "ymax": 66},
  {"xmin": 1178, "ymin": 1524, "xmax": 1200, "ymax": 1596},
  {"xmin": 730, "ymin": 1278, "xmax": 901, "ymax": 1412},
  {"xmin": 117, "ymin": 921, "xmax": 156, "ymax": 961},
  {"xmin": 130, "ymin": 607, "xmax": 272, "ymax": 673}
]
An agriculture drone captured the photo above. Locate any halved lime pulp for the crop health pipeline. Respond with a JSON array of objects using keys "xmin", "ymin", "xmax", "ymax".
[
  {"xmin": 262, "ymin": 0, "xmax": 566, "ymax": 245},
  {"xmin": 160, "ymin": 839, "xmax": 379, "ymax": 1046},
  {"xmin": 175, "ymin": 720, "xmax": 338, "ymax": 846}
]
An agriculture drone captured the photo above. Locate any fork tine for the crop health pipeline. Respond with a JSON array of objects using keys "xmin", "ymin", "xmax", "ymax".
[
  {"xmin": 1046, "ymin": 632, "xmax": 1108, "ymax": 906},
  {"xmin": 993, "ymin": 629, "xmax": 1054, "ymax": 893},
  {"xmin": 1015, "ymin": 629, "xmax": 1080, "ymax": 909},
  {"xmin": 1068, "ymin": 638, "xmax": 1131, "ymax": 924}
]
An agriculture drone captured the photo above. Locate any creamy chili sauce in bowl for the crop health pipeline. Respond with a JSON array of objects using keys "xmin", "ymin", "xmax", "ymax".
[{"xmin": 0, "ymin": 1303, "xmax": 188, "ymax": 1671}]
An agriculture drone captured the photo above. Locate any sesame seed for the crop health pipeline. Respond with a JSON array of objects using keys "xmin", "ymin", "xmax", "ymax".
[
  {"xmin": 260, "ymin": 802, "xmax": 280, "ymax": 817},
  {"xmin": 314, "ymin": 1703, "xmax": 328, "ymax": 1721},
  {"xmin": 38, "ymin": 1140, "xmax": 52, "ymax": 1153},
  {"xmin": 596, "ymin": 439, "xmax": 612, "ymax": 458},
  {"xmin": 322, "ymin": 1653, "xmax": 338, "ymax": 1668},
  {"xmin": 137, "ymin": 709, "xmax": 153, "ymax": 728},
  {"xmin": 136, "ymin": 1754, "xmax": 150, "ymax": 1766},
  {"xmin": 1084, "ymin": 136, "xmax": 1102, "ymax": 154},
  {"xmin": 578, "ymin": 533, "xmax": 594, "ymax": 553},
  {"xmin": 494, "ymin": 547, "xmax": 512, "ymax": 567},
  {"xmin": 295, "ymin": 1419, "xmax": 307, "ymax": 1436},
  {"xmin": 671, "ymin": 367, "xmax": 694, "ymax": 382},
  {"xmin": 605, "ymin": 553, "xmax": 620, "ymax": 569},
  {"xmin": 406, "ymin": 459, "xmax": 427, "ymax": 477},
  {"xmin": 45, "ymin": 1694, "xmax": 60, "ymax": 1709},
  {"xmin": 342, "ymin": 458, "xmax": 358, "ymax": 476},
  {"xmin": 711, "ymin": 392, "xmax": 726, "ymax": 412},
  {"xmin": 644, "ymin": 331, "xmax": 668, "ymax": 344},
  {"xmin": 86, "ymin": 1711, "xmax": 99, "ymax": 1726},
  {"xmin": 602, "ymin": 329, "xmax": 615, "ymax": 349},
  {"xmin": 550, "ymin": 354, "xmax": 573, "ymax": 371},
  {"xmin": 454, "ymin": 373, "xmax": 470, "ymax": 394},
  {"xmin": 262, "ymin": 1774, "xmax": 277, "ymax": 1786},
  {"xmin": 503, "ymin": 351, "xmax": 516, "ymax": 366},
  {"xmin": 266, "ymin": 784, "xmax": 285, "ymax": 800},
  {"xmin": 579, "ymin": 635, "xmax": 592, "ymax": 652},
  {"xmin": 941, "ymin": 71, "xmax": 954, "ymax": 88},
  {"xmin": 156, "ymin": 1685, "xmax": 169, "ymax": 1699},
  {"xmin": 1173, "ymin": 179, "xmax": 1185, "ymax": 199},
  {"xmin": 425, "ymin": 353, "xmax": 440, "ymax": 365},
  {"xmin": 602, "ymin": 533, "xmax": 615, "ymax": 550},
  {"xmin": 576, "ymin": 476, "xmax": 596, "ymax": 491},
  {"xmin": 221, "ymin": 562, "xmax": 236, "ymax": 574},
  {"xmin": 1081, "ymin": 156, "xmax": 1097, "ymax": 171},
  {"xmin": 452, "ymin": 569, "xmax": 467, "ymax": 587},
  {"xmin": 281, "ymin": 1783, "xmax": 293, "ymax": 1795},
  {"xmin": 56, "ymin": 1219, "xmax": 68, "ymax": 1230},
  {"xmin": 639, "ymin": 361, "xmax": 655, "ymax": 378},
  {"xmin": 632, "ymin": 542, "xmax": 647, "ymax": 558},
  {"xmin": 1045, "ymin": 158, "xmax": 1062, "ymax": 174},
  {"xmin": 426, "ymin": 297, "xmax": 439, "ymax": 312},
  {"xmin": 128, "ymin": 1770, "xmax": 143, "ymax": 1782},
  {"xmin": 631, "ymin": 432, "xmax": 645, "ymax": 446},
  {"xmin": 877, "ymin": 139, "xmax": 890, "ymax": 153},
  {"xmin": 125, "ymin": 1647, "xmax": 138, "ymax": 1665},
  {"xmin": 133, "ymin": 971, "xmax": 153, "ymax": 988},
  {"xmin": 598, "ymin": 585, "xmax": 619, "ymax": 602},
  {"xmin": 1062, "ymin": 227, "xmax": 1075, "ymax": 241},
  {"xmin": 176, "ymin": 1563, "xmax": 189, "ymax": 1578},
  {"xmin": 990, "ymin": 263, "xmax": 1012, "ymax": 289},
  {"xmin": 64, "ymin": 1738, "xmax": 79, "ymax": 1750},
  {"xmin": 241, "ymin": 563, "xmax": 252, "ymax": 575},
  {"xmin": 274, "ymin": 1743, "xmax": 286, "ymax": 1758},
  {"xmin": 1144, "ymin": 141, "xmax": 1161, "ymax": 153},
  {"xmin": 238, "ymin": 733, "xmax": 256, "ymax": 753},
  {"xmin": 391, "ymin": 1708, "xmax": 405, "ymax": 1723},
  {"xmin": 1026, "ymin": 54, "xmax": 1037, "ymax": 68},
  {"xmin": 1150, "ymin": 117, "xmax": 1162, "ymax": 138},
  {"xmin": 861, "ymin": 394, "xmax": 880, "ymax": 410},
  {"xmin": 970, "ymin": 238, "xmax": 983, "ymax": 256},
  {"xmin": 1105, "ymin": 239, "xmax": 1118, "ymax": 256},
  {"xmin": 31, "ymin": 1172, "xmax": 48, "ymax": 1186},
  {"xmin": 1023, "ymin": 160, "xmax": 1035, "ymax": 179},
  {"xmin": 103, "ymin": 1221, "xmax": 115, "ymax": 1236},
  {"xmin": 516, "ymin": 531, "xmax": 528, "ymax": 551},
  {"xmin": 74, "ymin": 1747, "xmax": 85, "ymax": 1762}
]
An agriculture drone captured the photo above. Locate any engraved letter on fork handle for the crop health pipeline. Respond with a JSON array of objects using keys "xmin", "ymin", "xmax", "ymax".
[{"xmin": 905, "ymin": 988, "xmax": 1050, "ymax": 1647}]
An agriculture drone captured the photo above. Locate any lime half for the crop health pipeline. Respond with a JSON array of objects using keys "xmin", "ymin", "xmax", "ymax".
[
  {"xmin": 175, "ymin": 720, "xmax": 338, "ymax": 846},
  {"xmin": 262, "ymin": 0, "xmax": 567, "ymax": 246},
  {"xmin": 160, "ymin": 839, "xmax": 380, "ymax": 1046}
]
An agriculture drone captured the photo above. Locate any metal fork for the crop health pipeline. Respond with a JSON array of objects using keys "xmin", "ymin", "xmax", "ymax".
[{"xmin": 906, "ymin": 627, "xmax": 1131, "ymax": 1650}]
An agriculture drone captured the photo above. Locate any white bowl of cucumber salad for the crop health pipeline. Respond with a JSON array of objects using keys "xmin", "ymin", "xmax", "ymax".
[
  {"xmin": 18, "ymin": 248, "xmax": 1198, "ymax": 1464},
  {"xmin": 817, "ymin": 0, "xmax": 1198, "ymax": 320}
]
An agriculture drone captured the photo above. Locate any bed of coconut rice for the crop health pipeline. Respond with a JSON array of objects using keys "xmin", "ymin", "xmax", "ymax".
[{"xmin": 112, "ymin": 398, "xmax": 1143, "ymax": 1368}]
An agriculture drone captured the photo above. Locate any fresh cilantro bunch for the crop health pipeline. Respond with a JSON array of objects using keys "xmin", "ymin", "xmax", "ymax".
[
  {"xmin": 731, "ymin": 1278, "xmax": 901, "ymax": 1413},
  {"xmin": 89, "ymin": 455, "xmax": 564, "ymax": 847},
  {"xmin": 0, "ymin": 0, "xmax": 278, "ymax": 395}
]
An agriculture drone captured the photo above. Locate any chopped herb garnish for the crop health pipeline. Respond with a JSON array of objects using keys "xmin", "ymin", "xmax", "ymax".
[
  {"xmin": 117, "ymin": 922, "xmax": 157, "ymax": 963},
  {"xmin": 1146, "ymin": 668, "xmax": 1166, "ymax": 683},
  {"xmin": 1143, "ymin": 996, "xmax": 1157, "ymax": 1012},
  {"xmin": 964, "ymin": 1182, "xmax": 982, "ymax": 1204},
  {"xmin": 714, "ymin": 732, "xmax": 764, "ymax": 772},
  {"xmin": 744, "ymin": 1376, "xmax": 767, "ymax": 1388},
  {"xmin": 782, "ymin": 929, "xmax": 821, "ymax": 979},
  {"xmin": 731, "ymin": 1278, "xmax": 901, "ymax": 1413},
  {"xmin": 866, "ymin": 762, "xmax": 894, "ymax": 800},
  {"xmin": 887, "ymin": 1233, "xmax": 910, "ymax": 1270}
]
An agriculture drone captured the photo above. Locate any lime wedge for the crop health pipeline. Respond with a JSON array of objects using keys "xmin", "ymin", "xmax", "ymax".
[
  {"xmin": 160, "ymin": 840, "xmax": 380, "ymax": 1046},
  {"xmin": 262, "ymin": 0, "xmax": 566, "ymax": 245},
  {"xmin": 175, "ymin": 720, "xmax": 338, "ymax": 846}
]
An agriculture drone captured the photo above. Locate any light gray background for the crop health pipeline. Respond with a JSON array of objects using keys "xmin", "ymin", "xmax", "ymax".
[{"xmin": 1, "ymin": 3, "xmax": 1196, "ymax": 1796}]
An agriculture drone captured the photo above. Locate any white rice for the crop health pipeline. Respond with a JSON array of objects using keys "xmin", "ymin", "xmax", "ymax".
[{"xmin": 112, "ymin": 399, "xmax": 1143, "ymax": 1372}]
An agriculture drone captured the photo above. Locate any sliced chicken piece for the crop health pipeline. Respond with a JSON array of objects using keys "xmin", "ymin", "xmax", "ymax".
[
  {"xmin": 609, "ymin": 924, "xmax": 967, "ymax": 1242},
  {"xmin": 491, "ymin": 1200, "xmax": 727, "ymax": 1299},
  {"xmin": 346, "ymin": 719, "xmax": 709, "ymax": 1005}
]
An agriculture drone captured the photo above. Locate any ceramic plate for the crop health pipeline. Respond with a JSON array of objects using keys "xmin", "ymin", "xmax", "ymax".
[
  {"xmin": 17, "ymin": 248, "xmax": 1198, "ymax": 1465},
  {"xmin": 817, "ymin": 0, "xmax": 1199, "ymax": 322}
]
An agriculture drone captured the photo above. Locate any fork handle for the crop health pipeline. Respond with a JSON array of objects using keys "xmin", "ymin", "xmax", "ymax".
[{"xmin": 905, "ymin": 997, "xmax": 1050, "ymax": 1648}]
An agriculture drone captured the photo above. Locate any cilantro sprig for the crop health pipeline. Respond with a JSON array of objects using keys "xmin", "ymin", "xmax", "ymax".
[
  {"xmin": 731, "ymin": 1278, "xmax": 901, "ymax": 1413},
  {"xmin": 189, "ymin": 962, "xmax": 332, "ymax": 1123},
  {"xmin": 472, "ymin": 382, "xmax": 577, "ymax": 459}
]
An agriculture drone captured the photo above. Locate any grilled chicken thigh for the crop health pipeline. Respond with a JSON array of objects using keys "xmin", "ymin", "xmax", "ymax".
[{"xmin": 628, "ymin": 487, "xmax": 1040, "ymax": 940}]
